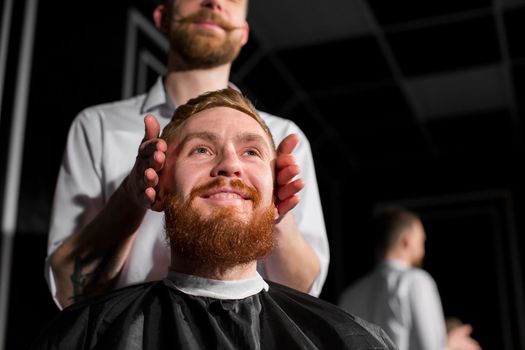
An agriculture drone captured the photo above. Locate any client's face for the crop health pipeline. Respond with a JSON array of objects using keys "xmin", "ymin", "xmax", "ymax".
[{"xmin": 163, "ymin": 107, "xmax": 276, "ymax": 270}]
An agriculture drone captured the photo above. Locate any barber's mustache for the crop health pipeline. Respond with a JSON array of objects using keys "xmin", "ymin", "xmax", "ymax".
[{"xmin": 173, "ymin": 9, "xmax": 245, "ymax": 32}]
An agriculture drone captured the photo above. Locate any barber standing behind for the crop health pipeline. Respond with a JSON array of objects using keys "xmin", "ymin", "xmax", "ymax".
[{"xmin": 46, "ymin": 0, "xmax": 328, "ymax": 309}]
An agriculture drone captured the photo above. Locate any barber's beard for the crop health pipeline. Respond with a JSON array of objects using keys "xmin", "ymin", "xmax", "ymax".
[
  {"xmin": 169, "ymin": 9, "xmax": 244, "ymax": 70},
  {"xmin": 164, "ymin": 179, "xmax": 275, "ymax": 272}
]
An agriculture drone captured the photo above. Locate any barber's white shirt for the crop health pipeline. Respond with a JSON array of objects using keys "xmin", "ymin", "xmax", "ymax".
[
  {"xmin": 46, "ymin": 77, "xmax": 329, "ymax": 308},
  {"xmin": 338, "ymin": 259, "xmax": 447, "ymax": 350}
]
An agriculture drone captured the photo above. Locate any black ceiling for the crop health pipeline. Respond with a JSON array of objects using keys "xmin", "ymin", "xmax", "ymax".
[{"xmin": 233, "ymin": 1, "xmax": 525, "ymax": 175}]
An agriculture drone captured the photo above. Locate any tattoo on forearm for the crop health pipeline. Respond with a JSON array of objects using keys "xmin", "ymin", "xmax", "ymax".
[{"xmin": 70, "ymin": 252, "xmax": 116, "ymax": 303}]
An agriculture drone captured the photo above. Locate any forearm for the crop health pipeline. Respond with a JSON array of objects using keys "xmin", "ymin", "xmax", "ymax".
[
  {"xmin": 49, "ymin": 182, "xmax": 146, "ymax": 308},
  {"xmin": 264, "ymin": 214, "xmax": 320, "ymax": 293}
]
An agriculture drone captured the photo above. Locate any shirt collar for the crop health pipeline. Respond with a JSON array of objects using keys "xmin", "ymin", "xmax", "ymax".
[
  {"xmin": 383, "ymin": 258, "xmax": 411, "ymax": 271},
  {"xmin": 166, "ymin": 270, "xmax": 269, "ymax": 300},
  {"xmin": 140, "ymin": 76, "xmax": 242, "ymax": 116},
  {"xmin": 228, "ymin": 81, "xmax": 241, "ymax": 92},
  {"xmin": 141, "ymin": 76, "xmax": 175, "ymax": 115}
]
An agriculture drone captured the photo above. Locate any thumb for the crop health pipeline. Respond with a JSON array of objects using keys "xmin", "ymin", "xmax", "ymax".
[
  {"xmin": 143, "ymin": 114, "xmax": 161, "ymax": 141},
  {"xmin": 277, "ymin": 133, "xmax": 300, "ymax": 156}
]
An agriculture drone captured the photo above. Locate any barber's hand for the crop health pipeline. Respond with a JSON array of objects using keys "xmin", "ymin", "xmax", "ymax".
[
  {"xmin": 446, "ymin": 324, "xmax": 481, "ymax": 350},
  {"xmin": 275, "ymin": 134, "xmax": 304, "ymax": 220},
  {"xmin": 123, "ymin": 114, "xmax": 167, "ymax": 208}
]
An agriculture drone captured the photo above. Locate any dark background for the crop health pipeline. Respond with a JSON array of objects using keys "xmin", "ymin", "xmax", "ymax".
[{"xmin": 1, "ymin": 0, "xmax": 525, "ymax": 349}]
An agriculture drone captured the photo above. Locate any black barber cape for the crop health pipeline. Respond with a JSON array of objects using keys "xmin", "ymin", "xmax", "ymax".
[{"xmin": 31, "ymin": 273, "xmax": 396, "ymax": 350}]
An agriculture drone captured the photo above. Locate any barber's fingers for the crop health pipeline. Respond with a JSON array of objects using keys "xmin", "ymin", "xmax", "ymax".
[
  {"xmin": 275, "ymin": 140, "xmax": 300, "ymax": 187},
  {"xmin": 277, "ymin": 164, "xmax": 300, "ymax": 186},
  {"xmin": 140, "ymin": 114, "xmax": 166, "ymax": 171},
  {"xmin": 138, "ymin": 138, "xmax": 167, "ymax": 171},
  {"xmin": 275, "ymin": 153, "xmax": 297, "ymax": 171},
  {"xmin": 276, "ymin": 195, "xmax": 300, "ymax": 217},
  {"xmin": 143, "ymin": 187, "xmax": 157, "ymax": 206},
  {"xmin": 274, "ymin": 142, "xmax": 303, "ymax": 217},
  {"xmin": 132, "ymin": 168, "xmax": 159, "ymax": 207},
  {"xmin": 128, "ymin": 115, "xmax": 166, "ymax": 207},
  {"xmin": 144, "ymin": 168, "xmax": 159, "ymax": 187},
  {"xmin": 143, "ymin": 114, "xmax": 161, "ymax": 141},
  {"xmin": 138, "ymin": 145, "xmax": 165, "ymax": 204},
  {"xmin": 277, "ymin": 178, "xmax": 304, "ymax": 201},
  {"xmin": 275, "ymin": 178, "xmax": 304, "ymax": 217},
  {"xmin": 276, "ymin": 133, "xmax": 300, "ymax": 156}
]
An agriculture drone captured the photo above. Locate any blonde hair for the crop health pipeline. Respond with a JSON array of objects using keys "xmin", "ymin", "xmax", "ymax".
[{"xmin": 160, "ymin": 88, "xmax": 275, "ymax": 151}]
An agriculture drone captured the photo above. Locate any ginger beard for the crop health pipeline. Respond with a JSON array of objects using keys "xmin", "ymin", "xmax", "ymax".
[
  {"xmin": 169, "ymin": 8, "xmax": 244, "ymax": 69},
  {"xmin": 165, "ymin": 178, "xmax": 276, "ymax": 271}
]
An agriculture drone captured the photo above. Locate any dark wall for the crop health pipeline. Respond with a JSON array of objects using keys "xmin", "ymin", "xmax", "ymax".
[{"xmin": 3, "ymin": 1, "xmax": 147, "ymax": 349}]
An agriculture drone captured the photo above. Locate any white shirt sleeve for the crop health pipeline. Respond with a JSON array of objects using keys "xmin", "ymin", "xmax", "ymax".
[
  {"xmin": 46, "ymin": 109, "xmax": 105, "ymax": 307},
  {"xmin": 406, "ymin": 270, "xmax": 447, "ymax": 350},
  {"xmin": 260, "ymin": 113, "xmax": 329, "ymax": 297},
  {"xmin": 289, "ymin": 126, "xmax": 329, "ymax": 296}
]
